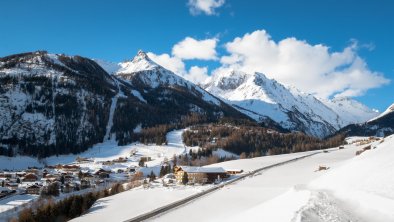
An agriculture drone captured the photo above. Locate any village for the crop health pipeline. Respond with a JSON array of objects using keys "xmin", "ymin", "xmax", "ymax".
[
  {"xmin": 0, "ymin": 130, "xmax": 245, "ymax": 220},
  {"xmin": 0, "ymin": 152, "xmax": 243, "ymax": 207}
]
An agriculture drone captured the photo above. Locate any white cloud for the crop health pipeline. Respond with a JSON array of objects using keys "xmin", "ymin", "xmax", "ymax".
[
  {"xmin": 147, "ymin": 52, "xmax": 209, "ymax": 84},
  {"xmin": 146, "ymin": 52, "xmax": 185, "ymax": 75},
  {"xmin": 187, "ymin": 66, "xmax": 209, "ymax": 83},
  {"xmin": 188, "ymin": 0, "xmax": 225, "ymax": 16},
  {"xmin": 172, "ymin": 37, "xmax": 218, "ymax": 60},
  {"xmin": 217, "ymin": 30, "xmax": 389, "ymax": 98}
]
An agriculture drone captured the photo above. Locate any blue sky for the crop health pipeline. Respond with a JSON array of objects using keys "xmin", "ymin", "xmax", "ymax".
[{"xmin": 0, "ymin": 0, "xmax": 393, "ymax": 111}]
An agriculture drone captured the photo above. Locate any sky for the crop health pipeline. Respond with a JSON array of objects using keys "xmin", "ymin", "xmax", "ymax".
[{"xmin": 0, "ymin": 0, "xmax": 393, "ymax": 111}]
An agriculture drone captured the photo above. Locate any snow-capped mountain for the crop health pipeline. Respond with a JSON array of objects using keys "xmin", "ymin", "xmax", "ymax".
[
  {"xmin": 111, "ymin": 50, "xmax": 249, "ymax": 130},
  {"xmin": 337, "ymin": 102, "xmax": 394, "ymax": 137},
  {"xmin": 320, "ymin": 97, "xmax": 379, "ymax": 126},
  {"xmin": 0, "ymin": 51, "xmax": 249, "ymax": 157},
  {"xmin": 369, "ymin": 103, "xmax": 394, "ymax": 122},
  {"xmin": 203, "ymin": 70, "xmax": 379, "ymax": 138}
]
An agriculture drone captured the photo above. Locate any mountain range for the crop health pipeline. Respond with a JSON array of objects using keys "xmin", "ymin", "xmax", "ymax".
[
  {"xmin": 0, "ymin": 51, "xmax": 246, "ymax": 157},
  {"xmin": 202, "ymin": 70, "xmax": 378, "ymax": 138},
  {"xmin": 0, "ymin": 50, "xmax": 391, "ymax": 157}
]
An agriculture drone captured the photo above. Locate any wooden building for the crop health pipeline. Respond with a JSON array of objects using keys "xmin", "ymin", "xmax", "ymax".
[
  {"xmin": 174, "ymin": 166, "xmax": 228, "ymax": 184},
  {"xmin": 26, "ymin": 184, "xmax": 41, "ymax": 195},
  {"xmin": 22, "ymin": 173, "xmax": 39, "ymax": 182}
]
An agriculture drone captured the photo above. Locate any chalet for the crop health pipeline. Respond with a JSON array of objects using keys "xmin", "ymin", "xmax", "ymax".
[
  {"xmin": 62, "ymin": 183, "xmax": 76, "ymax": 193},
  {"xmin": 174, "ymin": 166, "xmax": 228, "ymax": 184},
  {"xmin": 6, "ymin": 182, "xmax": 19, "ymax": 190},
  {"xmin": 113, "ymin": 157, "xmax": 128, "ymax": 163},
  {"xmin": 25, "ymin": 168, "xmax": 39, "ymax": 174},
  {"xmin": 64, "ymin": 175, "xmax": 75, "ymax": 182},
  {"xmin": 226, "ymin": 169, "xmax": 243, "ymax": 175},
  {"xmin": 80, "ymin": 179, "xmax": 91, "ymax": 189},
  {"xmin": 26, "ymin": 184, "xmax": 41, "ymax": 195},
  {"xmin": 23, "ymin": 173, "xmax": 39, "ymax": 182},
  {"xmin": 60, "ymin": 165, "xmax": 80, "ymax": 172},
  {"xmin": 75, "ymin": 157, "xmax": 93, "ymax": 163},
  {"xmin": 0, "ymin": 187, "xmax": 11, "ymax": 198},
  {"xmin": 94, "ymin": 169, "xmax": 111, "ymax": 179},
  {"xmin": 140, "ymin": 156, "xmax": 152, "ymax": 162},
  {"xmin": 44, "ymin": 174, "xmax": 60, "ymax": 181},
  {"xmin": 80, "ymin": 173, "xmax": 95, "ymax": 181},
  {"xmin": 102, "ymin": 161, "xmax": 114, "ymax": 166}
]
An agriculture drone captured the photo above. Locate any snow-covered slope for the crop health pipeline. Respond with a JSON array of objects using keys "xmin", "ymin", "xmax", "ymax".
[
  {"xmin": 204, "ymin": 71, "xmax": 339, "ymax": 137},
  {"xmin": 369, "ymin": 102, "xmax": 394, "ymax": 122},
  {"xmin": 321, "ymin": 96, "xmax": 379, "ymax": 126},
  {"xmin": 338, "ymin": 102, "xmax": 394, "ymax": 137},
  {"xmin": 204, "ymin": 70, "xmax": 378, "ymax": 138},
  {"xmin": 306, "ymin": 135, "xmax": 394, "ymax": 221}
]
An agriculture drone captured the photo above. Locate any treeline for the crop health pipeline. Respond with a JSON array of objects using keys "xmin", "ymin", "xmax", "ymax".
[
  {"xmin": 183, "ymin": 124, "xmax": 346, "ymax": 157},
  {"xmin": 118, "ymin": 113, "xmax": 214, "ymax": 146},
  {"xmin": 15, "ymin": 183, "xmax": 124, "ymax": 222}
]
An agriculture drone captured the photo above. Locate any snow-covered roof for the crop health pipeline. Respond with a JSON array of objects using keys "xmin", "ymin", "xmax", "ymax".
[{"xmin": 178, "ymin": 166, "xmax": 226, "ymax": 173}]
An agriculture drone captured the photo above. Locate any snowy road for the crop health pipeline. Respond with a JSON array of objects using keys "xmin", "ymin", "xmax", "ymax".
[{"xmin": 151, "ymin": 145, "xmax": 362, "ymax": 222}]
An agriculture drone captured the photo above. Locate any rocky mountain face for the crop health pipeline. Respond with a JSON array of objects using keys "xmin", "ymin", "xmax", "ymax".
[
  {"xmin": 203, "ymin": 70, "xmax": 379, "ymax": 138},
  {"xmin": 0, "ymin": 51, "xmax": 249, "ymax": 157},
  {"xmin": 337, "ymin": 103, "xmax": 394, "ymax": 137},
  {"xmin": 0, "ymin": 51, "xmax": 116, "ymax": 157}
]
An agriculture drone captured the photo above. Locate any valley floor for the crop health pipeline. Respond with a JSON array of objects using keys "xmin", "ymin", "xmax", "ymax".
[{"xmin": 74, "ymin": 136, "xmax": 394, "ymax": 222}]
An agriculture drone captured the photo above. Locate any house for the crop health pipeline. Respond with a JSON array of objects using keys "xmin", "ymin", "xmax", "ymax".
[
  {"xmin": 62, "ymin": 183, "xmax": 76, "ymax": 193},
  {"xmin": 80, "ymin": 179, "xmax": 91, "ymax": 189},
  {"xmin": 75, "ymin": 157, "xmax": 93, "ymax": 163},
  {"xmin": 26, "ymin": 184, "xmax": 41, "ymax": 195},
  {"xmin": 226, "ymin": 169, "xmax": 243, "ymax": 175},
  {"xmin": 0, "ymin": 187, "xmax": 11, "ymax": 198},
  {"xmin": 140, "ymin": 156, "xmax": 152, "ymax": 162},
  {"xmin": 64, "ymin": 175, "xmax": 75, "ymax": 182},
  {"xmin": 174, "ymin": 166, "xmax": 228, "ymax": 184},
  {"xmin": 23, "ymin": 173, "xmax": 39, "ymax": 182},
  {"xmin": 102, "ymin": 161, "xmax": 114, "ymax": 166},
  {"xmin": 94, "ymin": 169, "xmax": 111, "ymax": 179},
  {"xmin": 6, "ymin": 182, "xmax": 19, "ymax": 190},
  {"xmin": 113, "ymin": 157, "xmax": 128, "ymax": 163},
  {"xmin": 60, "ymin": 165, "xmax": 80, "ymax": 172}
]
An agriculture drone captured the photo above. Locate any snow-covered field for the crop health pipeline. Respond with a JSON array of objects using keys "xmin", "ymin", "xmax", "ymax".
[
  {"xmin": 71, "ymin": 150, "xmax": 320, "ymax": 222},
  {"xmin": 151, "ymin": 138, "xmax": 391, "ymax": 222},
  {"xmin": 72, "ymin": 184, "xmax": 211, "ymax": 222}
]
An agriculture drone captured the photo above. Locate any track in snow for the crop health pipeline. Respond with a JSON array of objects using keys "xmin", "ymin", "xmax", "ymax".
[{"xmin": 103, "ymin": 79, "xmax": 124, "ymax": 141}]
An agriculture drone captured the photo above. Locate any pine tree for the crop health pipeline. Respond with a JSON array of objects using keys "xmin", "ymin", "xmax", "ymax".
[
  {"xmin": 159, "ymin": 166, "xmax": 165, "ymax": 177},
  {"xmin": 149, "ymin": 171, "xmax": 156, "ymax": 182},
  {"xmin": 182, "ymin": 172, "xmax": 189, "ymax": 185}
]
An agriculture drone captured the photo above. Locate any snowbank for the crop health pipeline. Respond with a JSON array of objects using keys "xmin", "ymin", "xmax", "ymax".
[{"xmin": 308, "ymin": 136, "xmax": 394, "ymax": 221}]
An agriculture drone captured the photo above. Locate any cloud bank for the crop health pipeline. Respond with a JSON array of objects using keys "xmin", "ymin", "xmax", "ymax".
[
  {"xmin": 216, "ymin": 30, "xmax": 389, "ymax": 98},
  {"xmin": 146, "ymin": 30, "xmax": 389, "ymax": 98}
]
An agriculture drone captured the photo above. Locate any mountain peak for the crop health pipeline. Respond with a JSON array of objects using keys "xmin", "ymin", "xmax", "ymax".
[
  {"xmin": 135, "ymin": 50, "xmax": 149, "ymax": 60},
  {"xmin": 117, "ymin": 50, "xmax": 159, "ymax": 74}
]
